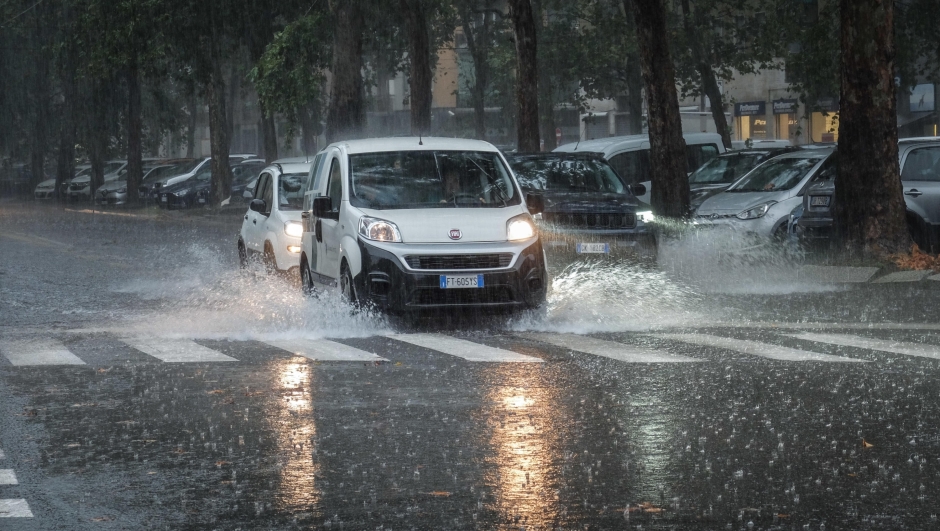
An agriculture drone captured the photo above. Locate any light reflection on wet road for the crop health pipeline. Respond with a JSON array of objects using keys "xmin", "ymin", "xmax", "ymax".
[{"xmin": 2, "ymin": 203, "xmax": 940, "ymax": 529}]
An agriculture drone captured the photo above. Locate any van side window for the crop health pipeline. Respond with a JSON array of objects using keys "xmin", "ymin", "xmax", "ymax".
[
  {"xmin": 608, "ymin": 150, "xmax": 650, "ymax": 186},
  {"xmin": 306, "ymin": 154, "xmax": 321, "ymax": 193},
  {"xmin": 327, "ymin": 158, "xmax": 342, "ymax": 210},
  {"xmin": 312, "ymin": 153, "xmax": 329, "ymax": 193},
  {"xmin": 254, "ymin": 174, "xmax": 269, "ymax": 201},
  {"xmin": 686, "ymin": 144, "xmax": 720, "ymax": 173},
  {"xmin": 902, "ymin": 147, "xmax": 940, "ymax": 182}
]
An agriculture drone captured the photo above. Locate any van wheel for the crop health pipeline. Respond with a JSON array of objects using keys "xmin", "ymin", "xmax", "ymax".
[
  {"xmin": 340, "ymin": 263, "xmax": 358, "ymax": 306},
  {"xmin": 237, "ymin": 240, "xmax": 249, "ymax": 269},
  {"xmin": 300, "ymin": 258, "xmax": 315, "ymax": 295}
]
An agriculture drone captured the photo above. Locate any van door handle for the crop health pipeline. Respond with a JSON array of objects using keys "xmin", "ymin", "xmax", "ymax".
[
  {"xmin": 244, "ymin": 215, "xmax": 248, "ymax": 220},
  {"xmin": 905, "ymin": 189, "xmax": 923, "ymax": 197},
  {"xmin": 253, "ymin": 219, "xmax": 257, "ymax": 224}
]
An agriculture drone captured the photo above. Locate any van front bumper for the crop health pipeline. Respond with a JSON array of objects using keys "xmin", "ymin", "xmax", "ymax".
[{"xmin": 355, "ymin": 238, "xmax": 547, "ymax": 314}]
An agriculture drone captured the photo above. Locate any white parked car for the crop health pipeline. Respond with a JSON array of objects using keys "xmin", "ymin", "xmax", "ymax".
[
  {"xmin": 554, "ymin": 132, "xmax": 725, "ymax": 205},
  {"xmin": 237, "ymin": 159, "xmax": 312, "ymax": 273},
  {"xmin": 695, "ymin": 147, "xmax": 836, "ymax": 239},
  {"xmin": 299, "ymin": 137, "xmax": 548, "ymax": 314}
]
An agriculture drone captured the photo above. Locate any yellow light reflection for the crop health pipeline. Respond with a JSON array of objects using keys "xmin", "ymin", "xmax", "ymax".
[
  {"xmin": 481, "ymin": 367, "xmax": 563, "ymax": 527},
  {"xmin": 272, "ymin": 358, "xmax": 320, "ymax": 512}
]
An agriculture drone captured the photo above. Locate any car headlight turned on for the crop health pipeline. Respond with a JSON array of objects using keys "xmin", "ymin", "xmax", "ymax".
[
  {"xmin": 358, "ymin": 216, "xmax": 402, "ymax": 243},
  {"xmin": 507, "ymin": 214, "xmax": 536, "ymax": 241},
  {"xmin": 736, "ymin": 201, "xmax": 777, "ymax": 220},
  {"xmin": 637, "ymin": 210, "xmax": 655, "ymax": 223},
  {"xmin": 284, "ymin": 221, "xmax": 303, "ymax": 238}
]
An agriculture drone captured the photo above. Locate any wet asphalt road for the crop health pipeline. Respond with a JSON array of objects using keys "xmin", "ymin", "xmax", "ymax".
[{"xmin": 2, "ymin": 201, "xmax": 940, "ymax": 530}]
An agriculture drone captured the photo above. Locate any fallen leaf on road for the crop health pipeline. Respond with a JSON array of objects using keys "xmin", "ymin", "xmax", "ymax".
[
  {"xmin": 862, "ymin": 439, "xmax": 874, "ymax": 449},
  {"xmin": 426, "ymin": 491, "xmax": 452, "ymax": 497}
]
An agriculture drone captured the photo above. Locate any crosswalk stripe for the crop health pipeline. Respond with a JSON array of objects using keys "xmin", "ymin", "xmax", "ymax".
[
  {"xmin": 517, "ymin": 332, "xmax": 700, "ymax": 363},
  {"xmin": 388, "ymin": 334, "xmax": 543, "ymax": 363},
  {"xmin": 121, "ymin": 338, "xmax": 237, "ymax": 363},
  {"xmin": 0, "ymin": 470, "xmax": 17, "ymax": 485},
  {"xmin": 656, "ymin": 333, "xmax": 866, "ymax": 362},
  {"xmin": 0, "ymin": 499, "xmax": 33, "ymax": 517},
  {"xmin": 0, "ymin": 339, "xmax": 86, "ymax": 366},
  {"xmin": 263, "ymin": 339, "xmax": 387, "ymax": 362},
  {"xmin": 790, "ymin": 332, "xmax": 940, "ymax": 360}
]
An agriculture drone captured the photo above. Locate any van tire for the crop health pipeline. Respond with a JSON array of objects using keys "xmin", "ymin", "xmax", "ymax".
[
  {"xmin": 300, "ymin": 257, "xmax": 315, "ymax": 295},
  {"xmin": 340, "ymin": 262, "xmax": 358, "ymax": 306}
]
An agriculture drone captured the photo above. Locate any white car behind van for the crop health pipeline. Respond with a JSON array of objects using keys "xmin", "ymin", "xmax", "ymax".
[
  {"xmin": 299, "ymin": 137, "xmax": 548, "ymax": 314},
  {"xmin": 554, "ymin": 132, "xmax": 725, "ymax": 205}
]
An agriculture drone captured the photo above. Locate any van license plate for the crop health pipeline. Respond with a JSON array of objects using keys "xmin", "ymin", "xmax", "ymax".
[
  {"xmin": 576, "ymin": 243, "xmax": 610, "ymax": 254},
  {"xmin": 440, "ymin": 274, "xmax": 484, "ymax": 289}
]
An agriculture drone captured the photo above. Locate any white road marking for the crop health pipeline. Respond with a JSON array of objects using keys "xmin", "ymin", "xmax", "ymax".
[
  {"xmin": 790, "ymin": 332, "xmax": 940, "ymax": 360},
  {"xmin": 698, "ymin": 321, "xmax": 940, "ymax": 331},
  {"xmin": 517, "ymin": 332, "xmax": 700, "ymax": 363},
  {"xmin": 0, "ymin": 448, "xmax": 4, "ymax": 459},
  {"xmin": 656, "ymin": 333, "xmax": 866, "ymax": 362},
  {"xmin": 0, "ymin": 339, "xmax": 86, "ymax": 366},
  {"xmin": 0, "ymin": 470, "xmax": 17, "ymax": 485},
  {"xmin": 264, "ymin": 339, "xmax": 387, "ymax": 362},
  {"xmin": 122, "ymin": 338, "xmax": 237, "ymax": 363},
  {"xmin": 0, "ymin": 499, "xmax": 32, "ymax": 517},
  {"xmin": 388, "ymin": 334, "xmax": 543, "ymax": 363}
]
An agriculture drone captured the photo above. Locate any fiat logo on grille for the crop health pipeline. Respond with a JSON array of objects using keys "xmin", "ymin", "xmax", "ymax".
[{"xmin": 449, "ymin": 229, "xmax": 462, "ymax": 240}]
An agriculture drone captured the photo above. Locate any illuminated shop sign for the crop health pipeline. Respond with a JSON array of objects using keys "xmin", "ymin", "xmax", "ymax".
[{"xmin": 734, "ymin": 101, "xmax": 766, "ymax": 116}]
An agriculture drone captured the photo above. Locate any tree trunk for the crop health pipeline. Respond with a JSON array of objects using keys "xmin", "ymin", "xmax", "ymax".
[
  {"xmin": 538, "ymin": 64, "xmax": 556, "ymax": 151},
  {"xmin": 326, "ymin": 0, "xmax": 365, "ymax": 143},
  {"xmin": 125, "ymin": 62, "xmax": 143, "ymax": 206},
  {"xmin": 679, "ymin": 0, "xmax": 731, "ymax": 149},
  {"xmin": 834, "ymin": 0, "xmax": 909, "ymax": 256},
  {"xmin": 227, "ymin": 61, "xmax": 238, "ymax": 147},
  {"xmin": 260, "ymin": 98, "xmax": 278, "ymax": 163},
  {"xmin": 401, "ymin": 0, "xmax": 433, "ymax": 135},
  {"xmin": 187, "ymin": 89, "xmax": 198, "ymax": 157},
  {"xmin": 460, "ymin": 5, "xmax": 489, "ymax": 140},
  {"xmin": 300, "ymin": 104, "xmax": 318, "ymax": 157},
  {"xmin": 56, "ymin": 53, "xmax": 77, "ymax": 201},
  {"xmin": 619, "ymin": 0, "xmax": 644, "ymax": 135},
  {"xmin": 508, "ymin": 0, "xmax": 540, "ymax": 152},
  {"xmin": 631, "ymin": 0, "xmax": 689, "ymax": 218},
  {"xmin": 207, "ymin": 63, "xmax": 233, "ymax": 207}
]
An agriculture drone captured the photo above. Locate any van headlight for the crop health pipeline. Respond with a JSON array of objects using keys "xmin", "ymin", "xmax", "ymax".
[
  {"xmin": 736, "ymin": 201, "xmax": 777, "ymax": 220},
  {"xmin": 284, "ymin": 221, "xmax": 303, "ymax": 237},
  {"xmin": 507, "ymin": 215, "xmax": 536, "ymax": 241},
  {"xmin": 359, "ymin": 216, "xmax": 402, "ymax": 243},
  {"xmin": 637, "ymin": 211, "xmax": 655, "ymax": 223}
]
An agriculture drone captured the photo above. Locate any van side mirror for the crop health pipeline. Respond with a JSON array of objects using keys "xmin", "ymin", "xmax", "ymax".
[
  {"xmin": 313, "ymin": 197, "xmax": 338, "ymax": 220},
  {"xmin": 249, "ymin": 198, "xmax": 266, "ymax": 213},
  {"xmin": 526, "ymin": 193, "xmax": 544, "ymax": 215},
  {"xmin": 631, "ymin": 183, "xmax": 647, "ymax": 197}
]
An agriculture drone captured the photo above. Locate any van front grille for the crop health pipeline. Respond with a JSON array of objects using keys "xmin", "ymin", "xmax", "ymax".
[{"xmin": 404, "ymin": 254, "xmax": 512, "ymax": 270}]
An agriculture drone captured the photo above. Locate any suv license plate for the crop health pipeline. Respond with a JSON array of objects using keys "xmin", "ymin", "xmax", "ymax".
[
  {"xmin": 810, "ymin": 196, "xmax": 830, "ymax": 207},
  {"xmin": 576, "ymin": 243, "xmax": 610, "ymax": 254},
  {"xmin": 440, "ymin": 274, "xmax": 484, "ymax": 289},
  {"xmin": 161, "ymin": 195, "xmax": 167, "ymax": 202}
]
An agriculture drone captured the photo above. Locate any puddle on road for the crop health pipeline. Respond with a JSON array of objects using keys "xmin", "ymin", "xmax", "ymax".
[{"xmin": 106, "ymin": 224, "xmax": 843, "ymax": 338}]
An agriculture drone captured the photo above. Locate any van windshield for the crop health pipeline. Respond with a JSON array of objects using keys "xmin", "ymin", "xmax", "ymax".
[{"xmin": 349, "ymin": 151, "xmax": 521, "ymax": 209}]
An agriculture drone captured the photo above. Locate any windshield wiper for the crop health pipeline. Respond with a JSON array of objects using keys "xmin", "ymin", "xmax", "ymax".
[{"xmin": 467, "ymin": 156, "xmax": 508, "ymax": 206}]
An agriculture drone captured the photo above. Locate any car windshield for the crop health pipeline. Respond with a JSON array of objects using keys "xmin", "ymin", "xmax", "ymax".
[
  {"xmin": 689, "ymin": 153, "xmax": 768, "ymax": 184},
  {"xmin": 233, "ymin": 163, "xmax": 264, "ymax": 184},
  {"xmin": 727, "ymin": 156, "xmax": 820, "ymax": 192},
  {"xmin": 348, "ymin": 150, "xmax": 521, "ymax": 209},
  {"xmin": 278, "ymin": 173, "xmax": 306, "ymax": 210},
  {"xmin": 103, "ymin": 162, "xmax": 124, "ymax": 174},
  {"xmin": 143, "ymin": 161, "xmax": 197, "ymax": 182},
  {"xmin": 510, "ymin": 157, "xmax": 626, "ymax": 193}
]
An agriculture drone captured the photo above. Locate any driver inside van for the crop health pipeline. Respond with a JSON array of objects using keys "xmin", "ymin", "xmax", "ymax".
[{"xmin": 439, "ymin": 161, "xmax": 486, "ymax": 204}]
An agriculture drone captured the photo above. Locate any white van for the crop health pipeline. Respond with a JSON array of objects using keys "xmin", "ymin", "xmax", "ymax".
[
  {"xmin": 299, "ymin": 137, "xmax": 548, "ymax": 314},
  {"xmin": 554, "ymin": 132, "xmax": 725, "ymax": 204}
]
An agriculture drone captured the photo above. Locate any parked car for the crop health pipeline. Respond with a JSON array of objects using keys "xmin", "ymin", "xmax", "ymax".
[
  {"xmin": 68, "ymin": 160, "xmax": 127, "ymax": 201},
  {"xmin": 140, "ymin": 154, "xmax": 257, "ymax": 202},
  {"xmin": 34, "ymin": 177, "xmax": 58, "ymax": 199},
  {"xmin": 554, "ymin": 132, "xmax": 725, "ymax": 205},
  {"xmin": 797, "ymin": 137, "xmax": 940, "ymax": 250},
  {"xmin": 688, "ymin": 147, "xmax": 802, "ymax": 209},
  {"xmin": 237, "ymin": 159, "xmax": 312, "ymax": 273},
  {"xmin": 230, "ymin": 159, "xmax": 267, "ymax": 203},
  {"xmin": 160, "ymin": 158, "xmax": 268, "ymax": 209},
  {"xmin": 95, "ymin": 161, "xmax": 171, "ymax": 205},
  {"xmin": 695, "ymin": 147, "xmax": 836, "ymax": 240},
  {"xmin": 506, "ymin": 152, "xmax": 653, "ymax": 257},
  {"xmin": 299, "ymin": 137, "xmax": 547, "ymax": 314}
]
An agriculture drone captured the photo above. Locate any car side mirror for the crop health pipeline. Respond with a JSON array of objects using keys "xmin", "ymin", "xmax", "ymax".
[
  {"xmin": 526, "ymin": 193, "xmax": 544, "ymax": 216},
  {"xmin": 313, "ymin": 197, "xmax": 338, "ymax": 220},
  {"xmin": 631, "ymin": 183, "xmax": 647, "ymax": 197},
  {"xmin": 249, "ymin": 198, "xmax": 266, "ymax": 213}
]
